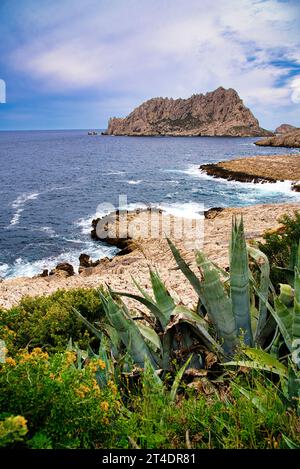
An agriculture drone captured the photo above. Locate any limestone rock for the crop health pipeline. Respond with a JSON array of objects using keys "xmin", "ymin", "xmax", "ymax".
[
  {"xmin": 104, "ymin": 87, "xmax": 272, "ymax": 137},
  {"xmin": 49, "ymin": 262, "xmax": 74, "ymax": 277},
  {"xmin": 255, "ymin": 129, "xmax": 300, "ymax": 148}
]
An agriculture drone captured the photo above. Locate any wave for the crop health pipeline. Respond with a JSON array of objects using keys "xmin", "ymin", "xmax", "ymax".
[
  {"xmin": 166, "ymin": 164, "xmax": 300, "ymax": 199},
  {"xmin": 8, "ymin": 192, "xmax": 40, "ymax": 227},
  {"xmin": 0, "ymin": 263, "xmax": 9, "ymax": 278},
  {"xmin": 197, "ymin": 168, "xmax": 300, "ymax": 197},
  {"xmin": 2, "ymin": 242, "xmax": 118, "ymax": 279},
  {"xmin": 127, "ymin": 179, "xmax": 143, "ymax": 185}
]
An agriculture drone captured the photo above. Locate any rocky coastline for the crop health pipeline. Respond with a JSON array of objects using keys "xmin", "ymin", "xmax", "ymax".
[
  {"xmin": 255, "ymin": 129, "xmax": 300, "ymax": 148},
  {"xmin": 200, "ymin": 154, "xmax": 300, "ymax": 192},
  {"xmin": 1, "ymin": 203, "xmax": 299, "ymax": 310}
]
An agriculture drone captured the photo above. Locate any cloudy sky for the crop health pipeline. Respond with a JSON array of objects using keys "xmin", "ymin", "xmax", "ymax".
[{"xmin": 0, "ymin": 0, "xmax": 299, "ymax": 130}]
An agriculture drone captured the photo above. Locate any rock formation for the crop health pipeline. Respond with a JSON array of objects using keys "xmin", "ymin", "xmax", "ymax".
[
  {"xmin": 275, "ymin": 124, "xmax": 298, "ymax": 134},
  {"xmin": 104, "ymin": 87, "xmax": 272, "ymax": 137},
  {"xmin": 255, "ymin": 129, "xmax": 300, "ymax": 148},
  {"xmin": 200, "ymin": 154, "xmax": 300, "ymax": 191},
  {"xmin": 49, "ymin": 262, "xmax": 74, "ymax": 277}
]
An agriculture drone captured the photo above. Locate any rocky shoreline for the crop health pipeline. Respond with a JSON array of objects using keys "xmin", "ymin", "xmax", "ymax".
[
  {"xmin": 255, "ymin": 129, "xmax": 300, "ymax": 148},
  {"xmin": 0, "ymin": 203, "xmax": 299, "ymax": 310},
  {"xmin": 200, "ymin": 154, "xmax": 300, "ymax": 192}
]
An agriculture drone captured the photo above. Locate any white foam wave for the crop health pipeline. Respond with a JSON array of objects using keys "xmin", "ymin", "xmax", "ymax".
[
  {"xmin": 0, "ymin": 263, "xmax": 9, "ymax": 278},
  {"xmin": 75, "ymin": 207, "xmax": 113, "ymax": 235},
  {"xmin": 127, "ymin": 180, "xmax": 142, "ymax": 185},
  {"xmin": 168, "ymin": 164, "xmax": 300, "ymax": 198},
  {"xmin": 3, "ymin": 242, "xmax": 118, "ymax": 279},
  {"xmin": 197, "ymin": 168, "xmax": 300, "ymax": 197},
  {"xmin": 9, "ymin": 192, "xmax": 40, "ymax": 227},
  {"xmin": 157, "ymin": 201, "xmax": 204, "ymax": 219}
]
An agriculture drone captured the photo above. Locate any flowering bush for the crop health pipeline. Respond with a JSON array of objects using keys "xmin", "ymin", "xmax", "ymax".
[
  {"xmin": 0, "ymin": 415, "xmax": 28, "ymax": 447},
  {"xmin": 0, "ymin": 288, "xmax": 105, "ymax": 355},
  {"xmin": 0, "ymin": 349, "xmax": 121, "ymax": 448}
]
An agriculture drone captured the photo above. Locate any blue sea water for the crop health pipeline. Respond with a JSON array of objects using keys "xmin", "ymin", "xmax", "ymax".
[{"xmin": 0, "ymin": 130, "xmax": 299, "ymax": 279}]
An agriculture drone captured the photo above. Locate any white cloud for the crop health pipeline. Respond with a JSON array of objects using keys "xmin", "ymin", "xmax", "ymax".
[
  {"xmin": 291, "ymin": 76, "xmax": 300, "ymax": 103},
  {"xmin": 8, "ymin": 0, "xmax": 300, "ymax": 127}
]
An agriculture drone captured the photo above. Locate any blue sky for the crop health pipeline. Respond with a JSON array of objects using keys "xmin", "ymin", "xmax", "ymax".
[{"xmin": 0, "ymin": 0, "xmax": 299, "ymax": 130}]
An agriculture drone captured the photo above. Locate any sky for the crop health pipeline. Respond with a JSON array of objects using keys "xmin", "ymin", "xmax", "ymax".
[{"xmin": 0, "ymin": 0, "xmax": 299, "ymax": 130}]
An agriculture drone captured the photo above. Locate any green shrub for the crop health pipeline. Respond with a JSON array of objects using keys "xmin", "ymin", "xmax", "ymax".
[
  {"xmin": 258, "ymin": 211, "xmax": 300, "ymax": 285},
  {"xmin": 0, "ymin": 288, "xmax": 105, "ymax": 355},
  {"xmin": 0, "ymin": 415, "xmax": 28, "ymax": 447},
  {"xmin": 0, "ymin": 348, "xmax": 121, "ymax": 448}
]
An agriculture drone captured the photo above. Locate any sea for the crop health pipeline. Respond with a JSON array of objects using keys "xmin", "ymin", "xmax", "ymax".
[{"xmin": 0, "ymin": 130, "xmax": 299, "ymax": 279}]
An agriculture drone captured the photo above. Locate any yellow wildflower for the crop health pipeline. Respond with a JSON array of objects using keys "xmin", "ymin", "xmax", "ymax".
[
  {"xmin": 98, "ymin": 359, "xmax": 106, "ymax": 370},
  {"xmin": 5, "ymin": 357, "xmax": 16, "ymax": 367},
  {"xmin": 100, "ymin": 401, "xmax": 109, "ymax": 412},
  {"xmin": 75, "ymin": 384, "xmax": 90, "ymax": 398},
  {"xmin": 65, "ymin": 351, "xmax": 76, "ymax": 365},
  {"xmin": 49, "ymin": 373, "xmax": 55, "ymax": 380},
  {"xmin": 108, "ymin": 380, "xmax": 118, "ymax": 395}
]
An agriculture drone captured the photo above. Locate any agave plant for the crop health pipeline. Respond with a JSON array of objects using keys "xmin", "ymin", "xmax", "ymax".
[
  {"xmin": 167, "ymin": 217, "xmax": 272, "ymax": 355},
  {"xmin": 75, "ymin": 216, "xmax": 273, "ymax": 372}
]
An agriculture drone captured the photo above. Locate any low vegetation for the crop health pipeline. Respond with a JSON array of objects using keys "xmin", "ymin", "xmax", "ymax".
[{"xmin": 1, "ymin": 212, "xmax": 300, "ymax": 449}]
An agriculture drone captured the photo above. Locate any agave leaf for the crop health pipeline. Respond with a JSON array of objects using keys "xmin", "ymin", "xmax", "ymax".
[
  {"xmin": 293, "ymin": 267, "xmax": 300, "ymax": 346},
  {"xmin": 135, "ymin": 321, "xmax": 162, "ymax": 352},
  {"xmin": 279, "ymin": 283, "xmax": 294, "ymax": 307},
  {"xmin": 167, "ymin": 238, "xmax": 205, "ymax": 315},
  {"xmin": 149, "ymin": 268, "xmax": 176, "ymax": 328},
  {"xmin": 102, "ymin": 323, "xmax": 122, "ymax": 359},
  {"xmin": 112, "ymin": 290, "xmax": 166, "ymax": 330},
  {"xmin": 196, "ymin": 251, "xmax": 237, "ymax": 355},
  {"xmin": 282, "ymin": 434, "xmax": 300, "ymax": 449},
  {"xmin": 274, "ymin": 297, "xmax": 293, "ymax": 352},
  {"xmin": 248, "ymin": 246, "xmax": 270, "ymax": 344},
  {"xmin": 72, "ymin": 307, "xmax": 103, "ymax": 341},
  {"xmin": 131, "ymin": 275, "xmax": 154, "ymax": 303},
  {"xmin": 95, "ymin": 334, "xmax": 112, "ymax": 388},
  {"xmin": 169, "ymin": 354, "xmax": 192, "ymax": 402},
  {"xmin": 223, "ymin": 348, "xmax": 288, "ymax": 377},
  {"xmin": 100, "ymin": 292, "xmax": 160, "ymax": 368},
  {"xmin": 230, "ymin": 217, "xmax": 253, "ymax": 346},
  {"xmin": 165, "ymin": 305, "xmax": 224, "ymax": 356},
  {"xmin": 253, "ymin": 285, "xmax": 293, "ymax": 352}
]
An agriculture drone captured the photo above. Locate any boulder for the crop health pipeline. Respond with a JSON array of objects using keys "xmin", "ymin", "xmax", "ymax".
[{"xmin": 50, "ymin": 262, "xmax": 74, "ymax": 277}]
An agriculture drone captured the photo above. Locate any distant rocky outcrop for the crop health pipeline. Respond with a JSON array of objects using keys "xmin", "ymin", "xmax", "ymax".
[
  {"xmin": 275, "ymin": 124, "xmax": 298, "ymax": 134},
  {"xmin": 255, "ymin": 129, "xmax": 300, "ymax": 148},
  {"xmin": 200, "ymin": 154, "xmax": 300, "ymax": 191},
  {"xmin": 104, "ymin": 87, "xmax": 272, "ymax": 137}
]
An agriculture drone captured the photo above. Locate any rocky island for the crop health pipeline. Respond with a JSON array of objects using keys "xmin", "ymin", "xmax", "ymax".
[
  {"xmin": 104, "ymin": 87, "xmax": 272, "ymax": 137},
  {"xmin": 200, "ymin": 154, "xmax": 300, "ymax": 192},
  {"xmin": 255, "ymin": 128, "xmax": 300, "ymax": 148}
]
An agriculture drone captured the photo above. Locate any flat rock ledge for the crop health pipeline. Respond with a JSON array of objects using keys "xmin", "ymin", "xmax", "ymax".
[{"xmin": 200, "ymin": 154, "xmax": 300, "ymax": 192}]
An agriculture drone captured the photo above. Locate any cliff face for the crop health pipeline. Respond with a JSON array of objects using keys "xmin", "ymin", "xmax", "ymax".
[
  {"xmin": 105, "ymin": 87, "xmax": 272, "ymax": 137},
  {"xmin": 255, "ymin": 129, "xmax": 300, "ymax": 148}
]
